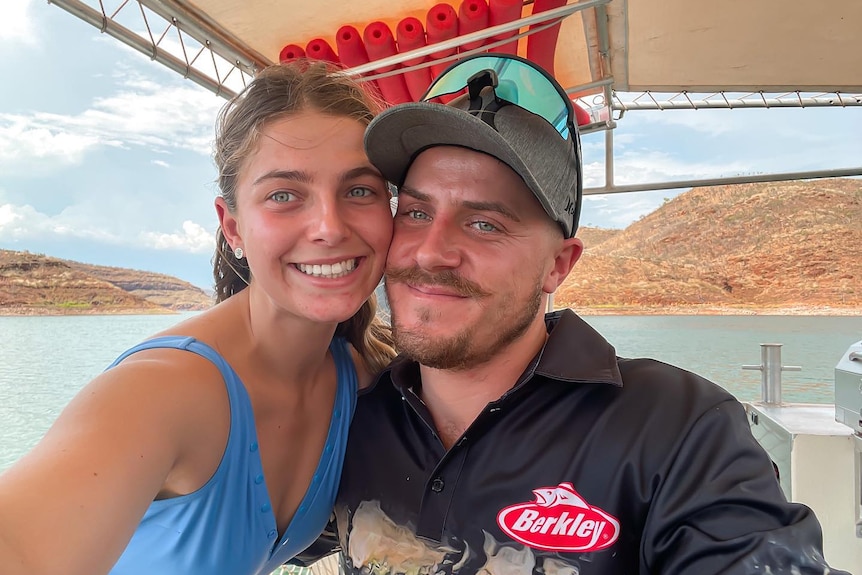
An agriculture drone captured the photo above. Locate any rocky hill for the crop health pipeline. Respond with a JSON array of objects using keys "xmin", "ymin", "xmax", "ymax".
[
  {"xmin": 557, "ymin": 178, "xmax": 862, "ymax": 314},
  {"xmin": 0, "ymin": 251, "xmax": 213, "ymax": 315}
]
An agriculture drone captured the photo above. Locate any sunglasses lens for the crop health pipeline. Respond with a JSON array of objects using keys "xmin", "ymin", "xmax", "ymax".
[{"xmin": 422, "ymin": 55, "xmax": 572, "ymax": 139}]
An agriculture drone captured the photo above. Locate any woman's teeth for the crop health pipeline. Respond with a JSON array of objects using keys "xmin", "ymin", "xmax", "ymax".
[{"xmin": 296, "ymin": 258, "xmax": 357, "ymax": 278}]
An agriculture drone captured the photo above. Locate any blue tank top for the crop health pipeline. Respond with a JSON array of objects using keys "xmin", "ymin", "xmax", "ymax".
[{"xmin": 106, "ymin": 335, "xmax": 357, "ymax": 575}]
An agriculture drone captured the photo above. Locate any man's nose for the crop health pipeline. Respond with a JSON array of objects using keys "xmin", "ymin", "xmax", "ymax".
[{"xmin": 413, "ymin": 220, "xmax": 460, "ymax": 270}]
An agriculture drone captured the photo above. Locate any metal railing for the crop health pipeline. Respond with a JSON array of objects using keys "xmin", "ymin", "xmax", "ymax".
[{"xmin": 742, "ymin": 343, "xmax": 802, "ymax": 405}]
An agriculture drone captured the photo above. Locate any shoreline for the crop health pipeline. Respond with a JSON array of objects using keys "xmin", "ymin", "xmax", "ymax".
[
  {"xmin": 570, "ymin": 305, "xmax": 862, "ymax": 317},
  {"xmin": 0, "ymin": 307, "xmax": 190, "ymax": 317},
  {"xmin": 2, "ymin": 305, "xmax": 861, "ymax": 318}
]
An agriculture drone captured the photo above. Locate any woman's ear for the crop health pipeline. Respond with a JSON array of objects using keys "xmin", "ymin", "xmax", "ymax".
[{"xmin": 215, "ymin": 197, "xmax": 241, "ymax": 251}]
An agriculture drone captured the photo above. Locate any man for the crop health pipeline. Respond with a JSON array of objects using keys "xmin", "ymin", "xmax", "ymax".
[{"xmin": 299, "ymin": 54, "xmax": 847, "ymax": 575}]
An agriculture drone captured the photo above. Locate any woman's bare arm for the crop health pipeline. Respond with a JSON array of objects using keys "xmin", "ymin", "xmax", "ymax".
[{"xmin": 0, "ymin": 351, "xmax": 226, "ymax": 575}]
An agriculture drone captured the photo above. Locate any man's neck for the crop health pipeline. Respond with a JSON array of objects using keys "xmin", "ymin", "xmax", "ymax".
[{"xmin": 417, "ymin": 318, "xmax": 549, "ymax": 449}]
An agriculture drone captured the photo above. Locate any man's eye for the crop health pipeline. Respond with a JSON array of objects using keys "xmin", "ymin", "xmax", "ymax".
[
  {"xmin": 271, "ymin": 191, "xmax": 296, "ymax": 202},
  {"xmin": 471, "ymin": 221, "xmax": 498, "ymax": 232},
  {"xmin": 405, "ymin": 209, "xmax": 430, "ymax": 220},
  {"xmin": 348, "ymin": 186, "xmax": 373, "ymax": 198}
]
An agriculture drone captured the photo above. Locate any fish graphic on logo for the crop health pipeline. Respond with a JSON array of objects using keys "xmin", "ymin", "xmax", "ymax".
[{"xmin": 496, "ymin": 483, "xmax": 620, "ymax": 553}]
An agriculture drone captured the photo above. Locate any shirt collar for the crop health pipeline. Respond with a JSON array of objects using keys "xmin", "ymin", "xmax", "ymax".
[{"xmin": 381, "ymin": 308, "xmax": 623, "ymax": 393}]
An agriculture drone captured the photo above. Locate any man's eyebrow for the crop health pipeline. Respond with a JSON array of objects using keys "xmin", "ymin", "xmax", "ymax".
[
  {"xmin": 398, "ymin": 185, "xmax": 521, "ymax": 222},
  {"xmin": 396, "ymin": 185, "xmax": 431, "ymax": 202},
  {"xmin": 462, "ymin": 200, "xmax": 521, "ymax": 222}
]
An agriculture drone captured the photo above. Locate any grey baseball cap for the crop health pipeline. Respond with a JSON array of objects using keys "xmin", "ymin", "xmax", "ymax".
[{"xmin": 364, "ymin": 81, "xmax": 582, "ymax": 238}]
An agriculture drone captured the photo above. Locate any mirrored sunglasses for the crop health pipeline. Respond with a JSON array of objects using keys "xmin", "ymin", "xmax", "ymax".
[{"xmin": 422, "ymin": 54, "xmax": 575, "ymax": 140}]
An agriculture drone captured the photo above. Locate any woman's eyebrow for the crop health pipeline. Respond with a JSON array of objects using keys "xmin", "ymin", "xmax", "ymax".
[{"xmin": 253, "ymin": 169, "xmax": 312, "ymax": 186}]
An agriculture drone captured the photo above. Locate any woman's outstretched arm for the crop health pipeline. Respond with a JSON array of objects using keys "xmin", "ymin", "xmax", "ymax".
[{"xmin": 0, "ymin": 351, "xmax": 225, "ymax": 575}]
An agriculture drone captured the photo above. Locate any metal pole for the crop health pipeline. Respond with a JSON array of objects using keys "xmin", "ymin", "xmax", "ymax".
[
  {"xmin": 742, "ymin": 343, "xmax": 802, "ymax": 405},
  {"xmin": 762, "ymin": 344, "xmax": 784, "ymax": 404},
  {"xmin": 584, "ymin": 166, "xmax": 862, "ymax": 196}
]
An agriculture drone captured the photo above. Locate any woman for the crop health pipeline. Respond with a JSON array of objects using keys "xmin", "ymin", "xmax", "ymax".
[{"xmin": 0, "ymin": 61, "xmax": 395, "ymax": 575}]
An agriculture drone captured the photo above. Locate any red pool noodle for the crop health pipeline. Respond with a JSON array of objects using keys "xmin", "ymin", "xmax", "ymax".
[
  {"xmin": 396, "ymin": 17, "xmax": 433, "ymax": 101},
  {"xmin": 334, "ymin": 26, "xmax": 383, "ymax": 100},
  {"xmin": 335, "ymin": 25, "xmax": 371, "ymax": 68},
  {"xmin": 526, "ymin": 0, "xmax": 567, "ymax": 77},
  {"xmin": 487, "ymin": 0, "xmax": 522, "ymax": 55},
  {"xmin": 305, "ymin": 38, "xmax": 340, "ymax": 65},
  {"xmin": 572, "ymin": 99, "xmax": 591, "ymax": 126},
  {"xmin": 364, "ymin": 22, "xmax": 412, "ymax": 105},
  {"xmin": 279, "ymin": 44, "xmax": 305, "ymax": 63},
  {"xmin": 458, "ymin": 0, "xmax": 490, "ymax": 52},
  {"xmin": 426, "ymin": 3, "xmax": 459, "ymax": 80}
]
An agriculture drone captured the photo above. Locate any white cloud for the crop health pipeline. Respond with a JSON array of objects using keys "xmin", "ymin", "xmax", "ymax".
[
  {"xmin": 140, "ymin": 221, "xmax": 215, "ymax": 254},
  {"xmin": 582, "ymin": 151, "xmax": 749, "ymax": 190},
  {"xmin": 0, "ymin": 74, "xmax": 222, "ymax": 174},
  {"xmin": 0, "ymin": 203, "xmax": 26, "ymax": 228},
  {"xmin": 0, "ymin": 0, "xmax": 35, "ymax": 44},
  {"xmin": 0, "ymin": 202, "xmax": 213, "ymax": 254},
  {"xmin": 582, "ymin": 191, "xmax": 676, "ymax": 229},
  {"xmin": 0, "ymin": 202, "xmax": 127, "ymax": 243},
  {"xmin": 0, "ymin": 115, "xmax": 98, "ymax": 170},
  {"xmin": 152, "ymin": 160, "xmax": 170, "ymax": 168}
]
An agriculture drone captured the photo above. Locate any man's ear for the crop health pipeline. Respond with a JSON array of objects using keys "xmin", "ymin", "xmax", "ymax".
[
  {"xmin": 215, "ymin": 197, "xmax": 241, "ymax": 250},
  {"xmin": 542, "ymin": 237, "xmax": 584, "ymax": 294}
]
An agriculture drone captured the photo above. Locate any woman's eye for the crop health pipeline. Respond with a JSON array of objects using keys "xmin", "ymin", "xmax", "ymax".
[
  {"xmin": 471, "ymin": 221, "xmax": 498, "ymax": 232},
  {"xmin": 271, "ymin": 191, "xmax": 296, "ymax": 203},
  {"xmin": 348, "ymin": 186, "xmax": 373, "ymax": 198}
]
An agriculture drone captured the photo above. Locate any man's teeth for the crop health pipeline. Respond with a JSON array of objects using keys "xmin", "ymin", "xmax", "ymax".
[{"xmin": 296, "ymin": 259, "xmax": 357, "ymax": 278}]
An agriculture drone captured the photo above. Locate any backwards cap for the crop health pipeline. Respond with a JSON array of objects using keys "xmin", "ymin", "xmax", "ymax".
[{"xmin": 364, "ymin": 54, "xmax": 582, "ymax": 238}]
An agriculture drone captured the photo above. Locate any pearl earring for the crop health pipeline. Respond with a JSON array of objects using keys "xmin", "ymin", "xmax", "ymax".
[{"xmin": 233, "ymin": 247, "xmax": 244, "ymax": 259}]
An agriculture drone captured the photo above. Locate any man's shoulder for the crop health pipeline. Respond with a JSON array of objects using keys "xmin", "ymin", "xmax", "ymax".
[
  {"xmin": 616, "ymin": 356, "xmax": 734, "ymax": 402},
  {"xmin": 604, "ymin": 356, "xmax": 744, "ymax": 437}
]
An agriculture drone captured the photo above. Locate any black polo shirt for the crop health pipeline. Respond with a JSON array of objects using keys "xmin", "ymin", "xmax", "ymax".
[{"xmin": 300, "ymin": 309, "xmax": 845, "ymax": 575}]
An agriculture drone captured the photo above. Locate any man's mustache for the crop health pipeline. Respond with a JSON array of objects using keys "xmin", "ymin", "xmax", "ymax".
[{"xmin": 386, "ymin": 266, "xmax": 490, "ymax": 298}]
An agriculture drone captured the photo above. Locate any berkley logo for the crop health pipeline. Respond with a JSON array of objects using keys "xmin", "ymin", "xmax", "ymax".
[{"xmin": 497, "ymin": 482, "xmax": 620, "ymax": 552}]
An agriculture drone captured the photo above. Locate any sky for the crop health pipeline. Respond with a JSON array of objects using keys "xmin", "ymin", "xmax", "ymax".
[{"xmin": 1, "ymin": 0, "xmax": 860, "ymax": 290}]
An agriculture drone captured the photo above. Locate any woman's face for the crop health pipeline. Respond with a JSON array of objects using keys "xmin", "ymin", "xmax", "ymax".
[{"xmin": 219, "ymin": 110, "xmax": 393, "ymax": 324}]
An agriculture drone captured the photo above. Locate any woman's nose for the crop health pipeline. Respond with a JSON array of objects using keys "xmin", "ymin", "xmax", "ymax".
[{"xmin": 308, "ymin": 196, "xmax": 350, "ymax": 245}]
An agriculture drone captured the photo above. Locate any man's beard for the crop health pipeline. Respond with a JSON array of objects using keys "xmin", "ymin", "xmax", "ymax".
[{"xmin": 385, "ymin": 265, "xmax": 543, "ymax": 371}]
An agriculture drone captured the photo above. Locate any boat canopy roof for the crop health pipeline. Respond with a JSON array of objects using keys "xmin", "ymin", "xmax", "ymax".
[{"xmin": 176, "ymin": 0, "xmax": 862, "ymax": 94}]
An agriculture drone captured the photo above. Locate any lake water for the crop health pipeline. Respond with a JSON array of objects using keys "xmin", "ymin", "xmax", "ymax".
[{"xmin": 0, "ymin": 312, "xmax": 859, "ymax": 471}]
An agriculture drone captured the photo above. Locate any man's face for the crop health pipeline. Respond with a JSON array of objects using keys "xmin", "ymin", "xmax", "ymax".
[{"xmin": 384, "ymin": 146, "xmax": 569, "ymax": 371}]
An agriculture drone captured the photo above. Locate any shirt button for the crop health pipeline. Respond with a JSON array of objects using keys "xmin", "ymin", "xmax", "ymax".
[
  {"xmin": 250, "ymin": 442, "xmax": 259, "ymax": 452},
  {"xmin": 261, "ymin": 502, "xmax": 271, "ymax": 513},
  {"xmin": 431, "ymin": 478, "xmax": 444, "ymax": 493},
  {"xmin": 268, "ymin": 530, "xmax": 277, "ymax": 539},
  {"xmin": 254, "ymin": 474, "xmax": 264, "ymax": 485}
]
